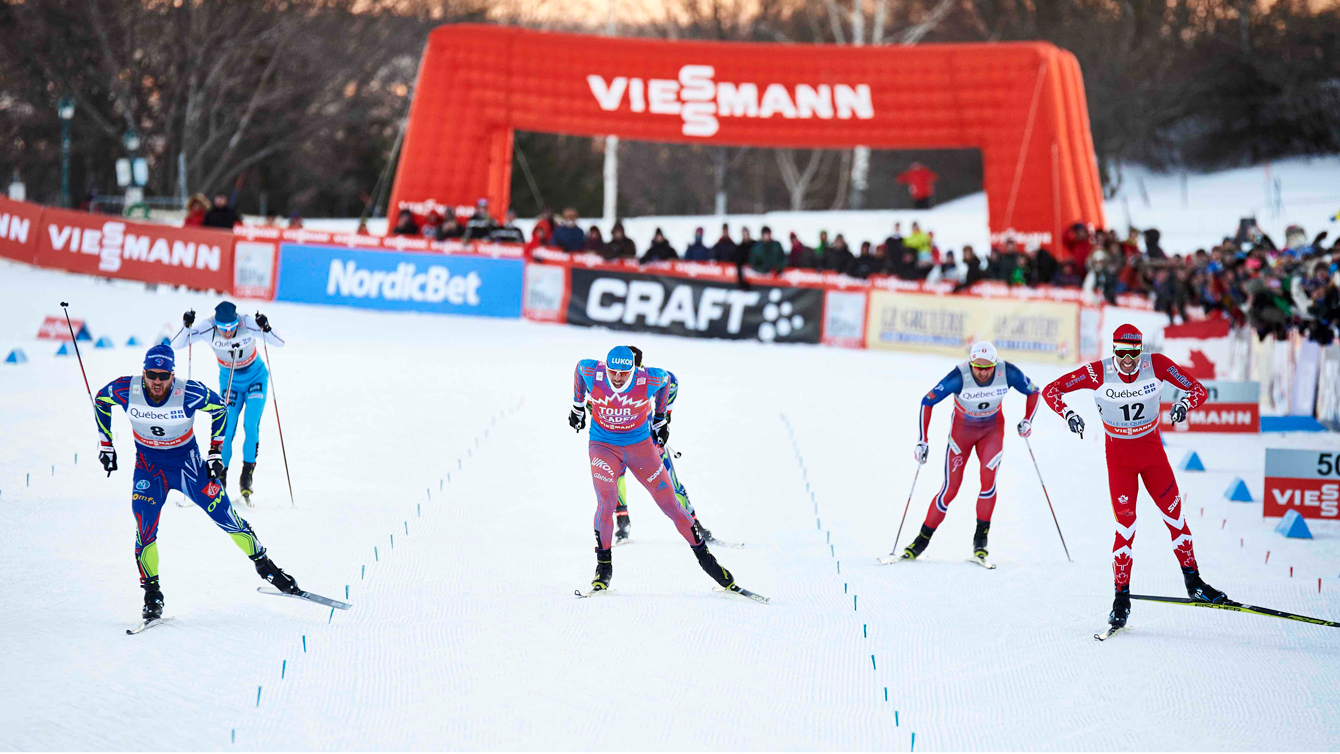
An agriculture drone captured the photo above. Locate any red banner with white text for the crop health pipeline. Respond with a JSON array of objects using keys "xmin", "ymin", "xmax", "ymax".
[
  {"xmin": 0, "ymin": 195, "xmax": 41, "ymax": 263},
  {"xmin": 35, "ymin": 207, "xmax": 235, "ymax": 290}
]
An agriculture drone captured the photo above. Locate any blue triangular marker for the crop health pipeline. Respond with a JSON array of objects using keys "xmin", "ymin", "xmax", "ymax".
[
  {"xmin": 126, "ymin": 336, "xmax": 141, "ymax": 346},
  {"xmin": 74, "ymin": 324, "xmax": 92, "ymax": 341},
  {"xmin": 1179, "ymin": 451, "xmax": 1205, "ymax": 472},
  {"xmin": 1224, "ymin": 478, "xmax": 1253, "ymax": 502},
  {"xmin": 1274, "ymin": 510, "xmax": 1312, "ymax": 539},
  {"xmin": 5, "ymin": 348, "xmax": 27, "ymax": 364},
  {"xmin": 159, "ymin": 337, "xmax": 170, "ymax": 345},
  {"xmin": 56, "ymin": 342, "xmax": 71, "ymax": 356},
  {"xmin": 95, "ymin": 336, "xmax": 114, "ymax": 348}
]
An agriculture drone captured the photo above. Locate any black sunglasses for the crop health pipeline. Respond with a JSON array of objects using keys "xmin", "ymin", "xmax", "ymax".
[{"xmin": 145, "ymin": 370, "xmax": 173, "ymax": 381}]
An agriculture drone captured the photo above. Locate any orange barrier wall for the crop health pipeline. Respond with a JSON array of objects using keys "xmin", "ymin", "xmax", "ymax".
[{"xmin": 389, "ymin": 25, "xmax": 1105, "ymax": 256}]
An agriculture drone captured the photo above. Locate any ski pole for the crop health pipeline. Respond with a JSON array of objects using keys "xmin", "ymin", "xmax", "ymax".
[
  {"xmin": 59, "ymin": 302, "xmax": 95, "ymax": 406},
  {"xmin": 1025, "ymin": 437, "xmax": 1072, "ymax": 562},
  {"xmin": 261, "ymin": 337, "xmax": 296, "ymax": 508},
  {"xmin": 887, "ymin": 464, "xmax": 922, "ymax": 556}
]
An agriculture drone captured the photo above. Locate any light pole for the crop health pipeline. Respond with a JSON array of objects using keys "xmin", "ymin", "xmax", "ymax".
[
  {"xmin": 58, "ymin": 95, "xmax": 75, "ymax": 207},
  {"xmin": 121, "ymin": 128, "xmax": 144, "ymax": 211}
]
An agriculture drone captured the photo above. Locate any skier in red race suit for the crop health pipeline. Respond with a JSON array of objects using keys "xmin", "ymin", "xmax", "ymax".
[{"xmin": 1042, "ymin": 324, "xmax": 1232, "ymax": 633}]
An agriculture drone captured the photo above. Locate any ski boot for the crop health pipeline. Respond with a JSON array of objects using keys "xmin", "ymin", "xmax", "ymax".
[
  {"xmin": 692, "ymin": 541, "xmax": 734, "ymax": 588},
  {"xmin": 972, "ymin": 519, "xmax": 990, "ymax": 559},
  {"xmin": 614, "ymin": 505, "xmax": 631, "ymax": 543},
  {"xmin": 591, "ymin": 548, "xmax": 613, "ymax": 592},
  {"xmin": 1182, "ymin": 567, "xmax": 1232, "ymax": 604},
  {"xmin": 901, "ymin": 525, "xmax": 935, "ymax": 560},
  {"xmin": 239, "ymin": 462, "xmax": 256, "ymax": 506},
  {"xmin": 694, "ymin": 517, "xmax": 714, "ymax": 543},
  {"xmin": 1109, "ymin": 585, "xmax": 1131, "ymax": 629},
  {"xmin": 251, "ymin": 550, "xmax": 301, "ymax": 595},
  {"xmin": 141, "ymin": 577, "xmax": 165, "ymax": 622}
]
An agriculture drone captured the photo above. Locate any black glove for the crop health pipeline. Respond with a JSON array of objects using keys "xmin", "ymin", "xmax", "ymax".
[
  {"xmin": 183, "ymin": 309, "xmax": 195, "ymax": 327},
  {"xmin": 652, "ymin": 414, "xmax": 670, "ymax": 446},
  {"xmin": 206, "ymin": 445, "xmax": 225, "ymax": 480},
  {"xmin": 1169, "ymin": 400, "xmax": 1188, "ymax": 424},
  {"xmin": 1065, "ymin": 410, "xmax": 1085, "ymax": 438},
  {"xmin": 569, "ymin": 405, "xmax": 587, "ymax": 432},
  {"xmin": 99, "ymin": 445, "xmax": 117, "ymax": 476},
  {"xmin": 254, "ymin": 312, "xmax": 271, "ymax": 332}
]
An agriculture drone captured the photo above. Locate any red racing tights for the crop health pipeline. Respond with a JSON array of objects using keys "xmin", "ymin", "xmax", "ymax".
[
  {"xmin": 1105, "ymin": 432, "xmax": 1199, "ymax": 588},
  {"xmin": 922, "ymin": 413, "xmax": 1003, "ymax": 530}
]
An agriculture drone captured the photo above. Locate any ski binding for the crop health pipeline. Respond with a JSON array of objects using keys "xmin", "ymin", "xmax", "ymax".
[
  {"xmin": 574, "ymin": 587, "xmax": 611, "ymax": 598},
  {"xmin": 714, "ymin": 585, "xmax": 771, "ymax": 604},
  {"xmin": 257, "ymin": 586, "xmax": 351, "ymax": 610},
  {"xmin": 969, "ymin": 554, "xmax": 996, "ymax": 570}
]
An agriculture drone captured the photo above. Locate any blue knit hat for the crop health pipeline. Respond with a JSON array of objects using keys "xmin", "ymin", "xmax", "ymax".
[
  {"xmin": 144, "ymin": 344, "xmax": 175, "ymax": 372},
  {"xmin": 606, "ymin": 345, "xmax": 635, "ymax": 372}
]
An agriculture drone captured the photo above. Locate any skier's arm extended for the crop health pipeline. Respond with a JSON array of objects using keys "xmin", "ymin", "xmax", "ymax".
[
  {"xmin": 1005, "ymin": 363, "xmax": 1041, "ymax": 424},
  {"xmin": 185, "ymin": 380, "xmax": 229, "ymax": 449},
  {"xmin": 918, "ymin": 368, "xmax": 962, "ymax": 443},
  {"xmin": 94, "ymin": 376, "xmax": 131, "ymax": 446},
  {"xmin": 1042, "ymin": 361, "xmax": 1103, "ymax": 419},
  {"xmin": 1151, "ymin": 353, "xmax": 1206, "ymax": 410}
]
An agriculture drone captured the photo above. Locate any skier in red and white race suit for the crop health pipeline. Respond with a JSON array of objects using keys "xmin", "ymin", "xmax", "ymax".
[
  {"xmin": 1042, "ymin": 323, "xmax": 1232, "ymax": 631},
  {"xmin": 902, "ymin": 341, "xmax": 1041, "ymax": 563}
]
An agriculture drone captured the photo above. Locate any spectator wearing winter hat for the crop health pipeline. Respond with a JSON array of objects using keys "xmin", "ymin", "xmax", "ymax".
[
  {"xmin": 684, "ymin": 227, "xmax": 712, "ymax": 261},
  {"xmin": 748, "ymin": 227, "xmax": 785, "ymax": 274},
  {"xmin": 641, "ymin": 228, "xmax": 678, "ymax": 264},
  {"xmin": 824, "ymin": 234, "xmax": 855, "ymax": 275},
  {"xmin": 604, "ymin": 223, "xmax": 637, "ymax": 260},
  {"xmin": 713, "ymin": 224, "xmax": 738, "ymax": 263},
  {"xmin": 391, "ymin": 208, "xmax": 420, "ymax": 236},
  {"xmin": 787, "ymin": 232, "xmax": 817, "ymax": 270},
  {"xmin": 463, "ymin": 198, "xmax": 498, "ymax": 241},
  {"xmin": 584, "ymin": 225, "xmax": 606, "ymax": 254}
]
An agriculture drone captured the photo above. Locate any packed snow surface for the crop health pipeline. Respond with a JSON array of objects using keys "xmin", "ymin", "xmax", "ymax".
[{"xmin": 0, "ymin": 260, "xmax": 1337, "ymax": 750}]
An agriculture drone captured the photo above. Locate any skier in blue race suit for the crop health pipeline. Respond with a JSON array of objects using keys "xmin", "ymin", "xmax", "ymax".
[
  {"xmin": 95, "ymin": 344, "xmax": 300, "ymax": 624},
  {"xmin": 570, "ymin": 346, "xmax": 743, "ymax": 595},
  {"xmin": 171, "ymin": 300, "xmax": 285, "ymax": 502}
]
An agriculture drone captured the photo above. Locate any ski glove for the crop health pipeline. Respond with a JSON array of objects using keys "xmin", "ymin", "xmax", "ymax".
[
  {"xmin": 1169, "ymin": 399, "xmax": 1189, "ymax": 424},
  {"xmin": 254, "ymin": 312, "xmax": 271, "ymax": 332},
  {"xmin": 569, "ymin": 404, "xmax": 587, "ymax": 432},
  {"xmin": 206, "ymin": 445, "xmax": 225, "ymax": 480},
  {"xmin": 99, "ymin": 445, "xmax": 118, "ymax": 476},
  {"xmin": 1017, "ymin": 419, "xmax": 1032, "ymax": 438},
  {"xmin": 652, "ymin": 414, "xmax": 670, "ymax": 446},
  {"xmin": 1065, "ymin": 410, "xmax": 1085, "ymax": 438},
  {"xmin": 913, "ymin": 442, "xmax": 929, "ymax": 465},
  {"xmin": 183, "ymin": 309, "xmax": 195, "ymax": 327}
]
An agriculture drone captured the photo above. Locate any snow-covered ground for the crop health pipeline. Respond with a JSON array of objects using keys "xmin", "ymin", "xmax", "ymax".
[
  {"xmin": 300, "ymin": 156, "xmax": 1340, "ymax": 259},
  {"xmin": 1, "ymin": 259, "xmax": 1338, "ymax": 750}
]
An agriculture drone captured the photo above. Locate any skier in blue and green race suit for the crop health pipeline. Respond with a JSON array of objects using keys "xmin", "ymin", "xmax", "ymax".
[
  {"xmin": 611, "ymin": 345, "xmax": 717, "ymax": 545},
  {"xmin": 94, "ymin": 344, "xmax": 301, "ymax": 624}
]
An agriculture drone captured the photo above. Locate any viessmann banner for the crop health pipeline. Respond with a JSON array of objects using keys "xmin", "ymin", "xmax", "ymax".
[
  {"xmin": 864, "ymin": 290, "xmax": 1079, "ymax": 362},
  {"xmin": 274, "ymin": 243, "xmax": 523, "ymax": 318},
  {"xmin": 566, "ymin": 268, "xmax": 822, "ymax": 344}
]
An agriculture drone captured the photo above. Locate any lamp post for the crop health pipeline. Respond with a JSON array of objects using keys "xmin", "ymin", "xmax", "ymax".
[
  {"xmin": 121, "ymin": 128, "xmax": 144, "ymax": 210},
  {"xmin": 57, "ymin": 95, "xmax": 75, "ymax": 208}
]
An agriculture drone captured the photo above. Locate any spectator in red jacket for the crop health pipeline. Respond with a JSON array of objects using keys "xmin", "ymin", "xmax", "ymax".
[
  {"xmin": 1063, "ymin": 223, "xmax": 1094, "ymax": 268},
  {"xmin": 897, "ymin": 162, "xmax": 938, "ymax": 209}
]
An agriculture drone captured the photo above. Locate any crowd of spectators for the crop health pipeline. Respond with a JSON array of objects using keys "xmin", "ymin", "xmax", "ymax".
[
  {"xmin": 400, "ymin": 202, "xmax": 1340, "ymax": 347},
  {"xmin": 391, "ymin": 198, "xmax": 525, "ymax": 244}
]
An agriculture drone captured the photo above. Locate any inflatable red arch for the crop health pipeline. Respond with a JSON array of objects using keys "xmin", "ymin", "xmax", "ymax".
[{"xmin": 389, "ymin": 25, "xmax": 1105, "ymax": 253}]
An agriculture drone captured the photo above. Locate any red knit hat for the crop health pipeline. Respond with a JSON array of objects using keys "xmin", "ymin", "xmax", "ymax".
[{"xmin": 1113, "ymin": 323, "xmax": 1143, "ymax": 349}]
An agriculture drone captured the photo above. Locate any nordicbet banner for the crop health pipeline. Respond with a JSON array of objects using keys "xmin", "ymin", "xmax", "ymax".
[
  {"xmin": 275, "ymin": 244, "xmax": 523, "ymax": 318},
  {"xmin": 566, "ymin": 268, "xmax": 821, "ymax": 343}
]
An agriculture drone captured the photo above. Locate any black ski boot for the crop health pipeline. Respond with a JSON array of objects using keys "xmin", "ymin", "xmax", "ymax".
[
  {"xmin": 239, "ymin": 462, "xmax": 256, "ymax": 499},
  {"xmin": 1109, "ymin": 585, "xmax": 1131, "ymax": 629},
  {"xmin": 251, "ymin": 551, "xmax": 301, "ymax": 595},
  {"xmin": 692, "ymin": 541, "xmax": 734, "ymax": 588},
  {"xmin": 901, "ymin": 525, "xmax": 935, "ymax": 560},
  {"xmin": 142, "ymin": 577, "xmax": 165, "ymax": 622},
  {"xmin": 973, "ymin": 519, "xmax": 990, "ymax": 559},
  {"xmin": 614, "ymin": 505, "xmax": 631, "ymax": 543},
  {"xmin": 591, "ymin": 548, "xmax": 613, "ymax": 591},
  {"xmin": 1182, "ymin": 567, "xmax": 1232, "ymax": 604}
]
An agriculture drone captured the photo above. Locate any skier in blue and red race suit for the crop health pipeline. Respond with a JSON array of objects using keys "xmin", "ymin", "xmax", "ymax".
[
  {"xmin": 901, "ymin": 341, "xmax": 1040, "ymax": 562},
  {"xmin": 570, "ymin": 346, "xmax": 739, "ymax": 593},
  {"xmin": 94, "ymin": 344, "xmax": 300, "ymax": 624},
  {"xmin": 1043, "ymin": 323, "xmax": 1231, "ymax": 633}
]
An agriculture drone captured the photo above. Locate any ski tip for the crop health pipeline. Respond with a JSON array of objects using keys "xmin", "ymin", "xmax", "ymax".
[{"xmin": 1094, "ymin": 626, "xmax": 1123, "ymax": 641}]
